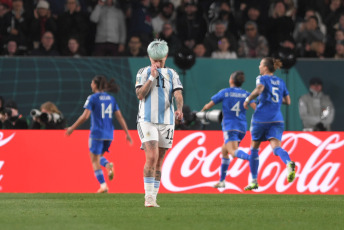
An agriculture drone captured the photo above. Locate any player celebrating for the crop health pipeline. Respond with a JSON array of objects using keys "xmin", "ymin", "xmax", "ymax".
[
  {"xmin": 243, "ymin": 57, "xmax": 296, "ymax": 191},
  {"xmin": 201, "ymin": 71, "xmax": 256, "ymax": 188},
  {"xmin": 135, "ymin": 39, "xmax": 183, "ymax": 207},
  {"xmin": 66, "ymin": 75, "xmax": 132, "ymax": 193}
]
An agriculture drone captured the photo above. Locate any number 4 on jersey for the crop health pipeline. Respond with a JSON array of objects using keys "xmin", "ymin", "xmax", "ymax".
[{"xmin": 101, "ymin": 103, "xmax": 112, "ymax": 118}]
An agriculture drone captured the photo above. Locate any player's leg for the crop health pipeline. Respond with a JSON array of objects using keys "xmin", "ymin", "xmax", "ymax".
[
  {"xmin": 89, "ymin": 138, "xmax": 108, "ymax": 193},
  {"xmin": 232, "ymin": 131, "xmax": 250, "ymax": 160},
  {"xmin": 100, "ymin": 141, "xmax": 114, "ymax": 180},
  {"xmin": 244, "ymin": 140, "xmax": 260, "ymax": 191},
  {"xmin": 214, "ymin": 144, "xmax": 230, "ymax": 188},
  {"xmin": 153, "ymin": 147, "xmax": 167, "ymax": 207}
]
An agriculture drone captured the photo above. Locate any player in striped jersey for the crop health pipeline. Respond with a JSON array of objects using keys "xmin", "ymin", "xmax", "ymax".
[
  {"xmin": 66, "ymin": 75, "xmax": 132, "ymax": 193},
  {"xmin": 135, "ymin": 39, "xmax": 183, "ymax": 207}
]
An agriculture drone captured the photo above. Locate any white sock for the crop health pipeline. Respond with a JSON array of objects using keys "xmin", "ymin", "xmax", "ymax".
[
  {"xmin": 144, "ymin": 177, "xmax": 154, "ymax": 197},
  {"xmin": 153, "ymin": 180, "xmax": 160, "ymax": 199}
]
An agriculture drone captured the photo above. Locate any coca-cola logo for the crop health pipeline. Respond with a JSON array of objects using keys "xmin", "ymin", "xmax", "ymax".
[
  {"xmin": 161, "ymin": 132, "xmax": 344, "ymax": 193},
  {"xmin": 0, "ymin": 132, "xmax": 15, "ymax": 147}
]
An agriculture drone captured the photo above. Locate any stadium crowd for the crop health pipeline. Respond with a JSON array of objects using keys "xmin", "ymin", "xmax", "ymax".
[{"xmin": 0, "ymin": 0, "xmax": 343, "ymax": 58}]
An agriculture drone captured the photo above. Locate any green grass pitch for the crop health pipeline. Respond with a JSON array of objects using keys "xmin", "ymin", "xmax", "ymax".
[{"xmin": 0, "ymin": 194, "xmax": 343, "ymax": 230}]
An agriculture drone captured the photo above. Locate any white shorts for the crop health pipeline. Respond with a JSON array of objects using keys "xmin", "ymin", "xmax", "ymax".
[{"xmin": 137, "ymin": 122, "xmax": 175, "ymax": 149}]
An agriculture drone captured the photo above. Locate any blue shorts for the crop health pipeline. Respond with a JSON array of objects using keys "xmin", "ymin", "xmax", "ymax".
[
  {"xmin": 89, "ymin": 138, "xmax": 112, "ymax": 155},
  {"xmin": 250, "ymin": 122, "xmax": 284, "ymax": 142},
  {"xmin": 223, "ymin": 130, "xmax": 245, "ymax": 144}
]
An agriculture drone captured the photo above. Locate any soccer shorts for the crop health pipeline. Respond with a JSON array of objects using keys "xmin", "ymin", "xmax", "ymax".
[
  {"xmin": 89, "ymin": 138, "xmax": 112, "ymax": 155},
  {"xmin": 137, "ymin": 122, "xmax": 174, "ymax": 149},
  {"xmin": 250, "ymin": 122, "xmax": 284, "ymax": 142},
  {"xmin": 223, "ymin": 130, "xmax": 245, "ymax": 144}
]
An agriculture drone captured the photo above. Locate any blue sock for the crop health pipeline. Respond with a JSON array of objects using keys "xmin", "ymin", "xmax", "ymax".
[
  {"xmin": 235, "ymin": 149, "xmax": 250, "ymax": 160},
  {"xmin": 249, "ymin": 148, "xmax": 259, "ymax": 180},
  {"xmin": 94, "ymin": 169, "xmax": 105, "ymax": 184},
  {"xmin": 100, "ymin": 157, "xmax": 109, "ymax": 167},
  {"xmin": 154, "ymin": 180, "xmax": 160, "ymax": 189},
  {"xmin": 273, "ymin": 147, "xmax": 291, "ymax": 165},
  {"xmin": 220, "ymin": 158, "xmax": 230, "ymax": 181}
]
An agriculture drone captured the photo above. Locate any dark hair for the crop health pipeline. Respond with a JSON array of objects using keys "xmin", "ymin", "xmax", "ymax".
[
  {"xmin": 231, "ymin": 71, "xmax": 245, "ymax": 87},
  {"xmin": 92, "ymin": 75, "xmax": 119, "ymax": 93},
  {"xmin": 308, "ymin": 15, "xmax": 318, "ymax": 25},
  {"xmin": 262, "ymin": 57, "xmax": 282, "ymax": 73}
]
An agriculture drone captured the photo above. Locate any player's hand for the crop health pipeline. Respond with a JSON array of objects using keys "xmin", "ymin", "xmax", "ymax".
[
  {"xmin": 65, "ymin": 127, "xmax": 73, "ymax": 136},
  {"xmin": 150, "ymin": 64, "xmax": 159, "ymax": 78},
  {"xmin": 126, "ymin": 134, "xmax": 133, "ymax": 145},
  {"xmin": 243, "ymin": 101, "xmax": 249, "ymax": 110},
  {"xmin": 175, "ymin": 110, "xmax": 183, "ymax": 121}
]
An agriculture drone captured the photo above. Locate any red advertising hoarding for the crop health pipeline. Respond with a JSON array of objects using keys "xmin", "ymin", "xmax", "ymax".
[{"xmin": 0, "ymin": 130, "xmax": 343, "ymax": 194}]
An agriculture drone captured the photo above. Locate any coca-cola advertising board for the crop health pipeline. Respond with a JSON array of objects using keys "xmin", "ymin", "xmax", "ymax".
[{"xmin": 0, "ymin": 130, "xmax": 343, "ymax": 194}]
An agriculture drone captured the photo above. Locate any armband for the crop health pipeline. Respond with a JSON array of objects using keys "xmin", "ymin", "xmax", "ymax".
[
  {"xmin": 148, "ymin": 75, "xmax": 155, "ymax": 82},
  {"xmin": 245, "ymin": 97, "xmax": 250, "ymax": 103}
]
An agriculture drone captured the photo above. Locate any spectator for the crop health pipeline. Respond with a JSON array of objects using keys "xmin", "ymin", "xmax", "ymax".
[
  {"xmin": 30, "ymin": 1, "xmax": 57, "ymax": 50},
  {"xmin": 57, "ymin": 0, "xmax": 90, "ymax": 54},
  {"xmin": 1, "ymin": 99, "xmax": 28, "ymax": 129},
  {"xmin": 332, "ymin": 13, "xmax": 344, "ymax": 36},
  {"xmin": 211, "ymin": 37, "xmax": 237, "ymax": 59},
  {"xmin": 30, "ymin": 101, "xmax": 66, "ymax": 129},
  {"xmin": 193, "ymin": 43, "xmax": 207, "ymax": 57},
  {"xmin": 149, "ymin": 0, "xmax": 162, "ymax": 18},
  {"xmin": 208, "ymin": 1, "xmax": 238, "ymax": 37},
  {"xmin": 299, "ymin": 77, "xmax": 335, "ymax": 131},
  {"xmin": 334, "ymin": 40, "xmax": 344, "ymax": 58},
  {"xmin": 237, "ymin": 21, "xmax": 269, "ymax": 58},
  {"xmin": 2, "ymin": 39, "xmax": 20, "ymax": 56},
  {"xmin": 323, "ymin": 0, "xmax": 344, "ymax": 37},
  {"xmin": 283, "ymin": 0, "xmax": 297, "ymax": 19},
  {"xmin": 158, "ymin": 22, "xmax": 181, "ymax": 57},
  {"xmin": 90, "ymin": 0, "xmax": 126, "ymax": 56},
  {"xmin": 204, "ymin": 20, "xmax": 237, "ymax": 56},
  {"xmin": 30, "ymin": 31, "xmax": 60, "ymax": 56},
  {"xmin": 121, "ymin": 35, "xmax": 146, "ymax": 57},
  {"xmin": 176, "ymin": 0, "xmax": 207, "ymax": 50},
  {"xmin": 152, "ymin": 2, "xmax": 176, "ymax": 36},
  {"xmin": 267, "ymin": 1, "xmax": 294, "ymax": 56},
  {"xmin": 304, "ymin": 41, "xmax": 327, "ymax": 58},
  {"xmin": 1, "ymin": 0, "xmax": 33, "ymax": 54},
  {"xmin": 293, "ymin": 9, "xmax": 327, "ymax": 40},
  {"xmin": 294, "ymin": 16, "xmax": 325, "ymax": 57},
  {"xmin": 238, "ymin": 4, "xmax": 267, "ymax": 36},
  {"xmin": 62, "ymin": 37, "xmax": 86, "ymax": 57}
]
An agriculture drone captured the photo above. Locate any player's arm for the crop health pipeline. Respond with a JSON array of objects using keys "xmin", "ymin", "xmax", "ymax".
[
  {"xmin": 282, "ymin": 95, "xmax": 291, "ymax": 105},
  {"xmin": 201, "ymin": 100, "xmax": 215, "ymax": 111},
  {"xmin": 136, "ymin": 65, "xmax": 159, "ymax": 100},
  {"xmin": 114, "ymin": 110, "xmax": 133, "ymax": 145},
  {"xmin": 174, "ymin": 89, "xmax": 183, "ymax": 121},
  {"xmin": 244, "ymin": 84, "xmax": 264, "ymax": 109},
  {"xmin": 249, "ymin": 101, "xmax": 257, "ymax": 110},
  {"xmin": 65, "ymin": 109, "xmax": 91, "ymax": 136}
]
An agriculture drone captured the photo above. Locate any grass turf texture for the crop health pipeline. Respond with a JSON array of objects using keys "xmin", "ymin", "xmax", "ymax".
[{"xmin": 0, "ymin": 194, "xmax": 343, "ymax": 230}]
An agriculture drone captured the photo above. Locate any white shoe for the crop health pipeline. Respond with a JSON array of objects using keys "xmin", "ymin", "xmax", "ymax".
[
  {"xmin": 144, "ymin": 195, "xmax": 155, "ymax": 207},
  {"xmin": 107, "ymin": 162, "xmax": 114, "ymax": 181},
  {"xmin": 213, "ymin": 181, "xmax": 225, "ymax": 188},
  {"xmin": 153, "ymin": 200, "xmax": 160, "ymax": 208}
]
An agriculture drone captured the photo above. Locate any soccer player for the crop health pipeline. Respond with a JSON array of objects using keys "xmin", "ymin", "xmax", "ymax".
[
  {"xmin": 135, "ymin": 39, "xmax": 183, "ymax": 207},
  {"xmin": 65, "ymin": 75, "xmax": 133, "ymax": 193},
  {"xmin": 243, "ymin": 57, "xmax": 296, "ymax": 191},
  {"xmin": 201, "ymin": 71, "xmax": 256, "ymax": 188}
]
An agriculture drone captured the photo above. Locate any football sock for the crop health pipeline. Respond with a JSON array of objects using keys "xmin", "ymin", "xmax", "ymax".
[
  {"xmin": 249, "ymin": 148, "xmax": 259, "ymax": 180},
  {"xmin": 220, "ymin": 157, "xmax": 230, "ymax": 181},
  {"xmin": 153, "ymin": 180, "xmax": 160, "ymax": 199},
  {"xmin": 100, "ymin": 157, "xmax": 109, "ymax": 167},
  {"xmin": 94, "ymin": 169, "xmax": 105, "ymax": 184},
  {"xmin": 144, "ymin": 177, "xmax": 154, "ymax": 197},
  {"xmin": 235, "ymin": 149, "xmax": 250, "ymax": 160},
  {"xmin": 273, "ymin": 147, "xmax": 291, "ymax": 165}
]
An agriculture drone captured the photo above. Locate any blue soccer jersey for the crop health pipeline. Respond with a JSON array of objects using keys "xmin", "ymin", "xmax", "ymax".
[
  {"xmin": 211, "ymin": 87, "xmax": 251, "ymax": 132},
  {"xmin": 252, "ymin": 75, "xmax": 289, "ymax": 123},
  {"xmin": 84, "ymin": 92, "xmax": 119, "ymax": 140}
]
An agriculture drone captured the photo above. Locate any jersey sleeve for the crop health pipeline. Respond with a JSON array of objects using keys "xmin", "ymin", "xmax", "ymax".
[
  {"xmin": 256, "ymin": 75, "xmax": 267, "ymax": 87},
  {"xmin": 211, "ymin": 89, "xmax": 225, "ymax": 104},
  {"xmin": 171, "ymin": 69, "xmax": 183, "ymax": 92},
  {"xmin": 135, "ymin": 67, "xmax": 149, "ymax": 88},
  {"xmin": 83, "ymin": 95, "xmax": 93, "ymax": 111}
]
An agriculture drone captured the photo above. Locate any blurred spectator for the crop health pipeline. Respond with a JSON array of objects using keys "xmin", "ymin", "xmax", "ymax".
[
  {"xmin": 30, "ymin": 1, "xmax": 57, "ymax": 50},
  {"xmin": 62, "ymin": 37, "xmax": 86, "ymax": 57},
  {"xmin": 323, "ymin": 0, "xmax": 344, "ymax": 37},
  {"xmin": 128, "ymin": 0, "xmax": 153, "ymax": 50},
  {"xmin": 296, "ymin": 0, "xmax": 326, "ymax": 20},
  {"xmin": 176, "ymin": 0, "xmax": 207, "ymax": 49},
  {"xmin": 208, "ymin": 1, "xmax": 238, "ymax": 37},
  {"xmin": 299, "ymin": 77, "xmax": 335, "ymax": 131},
  {"xmin": 90, "ymin": 0, "xmax": 126, "ymax": 56},
  {"xmin": 1, "ymin": 0, "xmax": 33, "ymax": 54},
  {"xmin": 193, "ymin": 43, "xmax": 207, "ymax": 57},
  {"xmin": 238, "ymin": 4, "xmax": 267, "ymax": 36},
  {"xmin": 304, "ymin": 41, "xmax": 327, "ymax": 58},
  {"xmin": 334, "ymin": 40, "xmax": 344, "ymax": 58},
  {"xmin": 294, "ymin": 16, "xmax": 325, "ymax": 57},
  {"xmin": 30, "ymin": 31, "xmax": 60, "ymax": 56},
  {"xmin": 152, "ymin": 2, "xmax": 176, "ymax": 36},
  {"xmin": 30, "ymin": 101, "xmax": 66, "ymax": 129},
  {"xmin": 211, "ymin": 37, "xmax": 237, "ymax": 59},
  {"xmin": 149, "ymin": 0, "xmax": 162, "ymax": 18},
  {"xmin": 237, "ymin": 21, "xmax": 269, "ymax": 58},
  {"xmin": 121, "ymin": 35, "xmax": 146, "ymax": 57},
  {"xmin": 267, "ymin": 1, "xmax": 294, "ymax": 56},
  {"xmin": 332, "ymin": 13, "xmax": 344, "ymax": 36},
  {"xmin": 283, "ymin": 0, "xmax": 297, "ymax": 19},
  {"xmin": 158, "ymin": 22, "xmax": 181, "ymax": 57},
  {"xmin": 2, "ymin": 39, "xmax": 20, "ymax": 56},
  {"xmin": 57, "ymin": 0, "xmax": 90, "ymax": 54},
  {"xmin": 1, "ymin": 99, "xmax": 28, "ymax": 129},
  {"xmin": 294, "ymin": 9, "xmax": 327, "ymax": 40}
]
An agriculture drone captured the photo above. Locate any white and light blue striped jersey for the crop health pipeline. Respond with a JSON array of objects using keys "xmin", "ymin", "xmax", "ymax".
[{"xmin": 135, "ymin": 66, "xmax": 183, "ymax": 125}]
